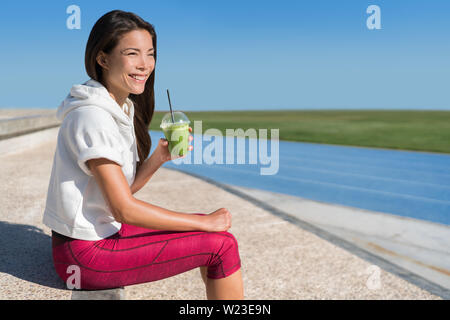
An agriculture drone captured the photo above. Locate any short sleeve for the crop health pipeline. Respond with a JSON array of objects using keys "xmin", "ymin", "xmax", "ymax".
[{"xmin": 63, "ymin": 109, "xmax": 125, "ymax": 176}]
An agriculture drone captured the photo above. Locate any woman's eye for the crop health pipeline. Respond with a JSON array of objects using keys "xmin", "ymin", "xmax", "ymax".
[{"xmin": 127, "ymin": 53, "xmax": 153, "ymax": 57}]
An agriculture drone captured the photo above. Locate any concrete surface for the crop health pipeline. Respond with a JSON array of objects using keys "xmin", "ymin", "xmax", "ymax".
[
  {"xmin": 0, "ymin": 127, "xmax": 444, "ymax": 300},
  {"xmin": 71, "ymin": 288, "xmax": 125, "ymax": 300},
  {"xmin": 207, "ymin": 184, "xmax": 450, "ymax": 295},
  {"xmin": 0, "ymin": 127, "xmax": 60, "ymax": 155},
  {"xmin": 0, "ymin": 109, "xmax": 60, "ymax": 140}
]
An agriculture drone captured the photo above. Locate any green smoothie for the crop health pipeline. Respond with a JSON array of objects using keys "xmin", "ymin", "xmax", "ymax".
[
  {"xmin": 160, "ymin": 111, "xmax": 191, "ymax": 157},
  {"xmin": 162, "ymin": 122, "xmax": 190, "ymax": 157}
]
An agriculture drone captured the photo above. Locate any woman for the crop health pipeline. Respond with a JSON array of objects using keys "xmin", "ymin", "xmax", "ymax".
[{"xmin": 42, "ymin": 10, "xmax": 243, "ymax": 299}]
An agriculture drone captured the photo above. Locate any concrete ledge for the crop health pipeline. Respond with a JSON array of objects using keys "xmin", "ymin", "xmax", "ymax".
[
  {"xmin": 0, "ymin": 113, "xmax": 60, "ymax": 140},
  {"xmin": 71, "ymin": 287, "xmax": 126, "ymax": 300}
]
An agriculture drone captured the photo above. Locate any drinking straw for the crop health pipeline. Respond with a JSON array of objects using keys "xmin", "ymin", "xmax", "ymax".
[{"xmin": 166, "ymin": 89, "xmax": 175, "ymax": 123}]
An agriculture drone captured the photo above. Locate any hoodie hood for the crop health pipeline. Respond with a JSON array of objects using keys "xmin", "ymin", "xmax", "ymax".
[{"xmin": 56, "ymin": 79, "xmax": 134, "ymax": 126}]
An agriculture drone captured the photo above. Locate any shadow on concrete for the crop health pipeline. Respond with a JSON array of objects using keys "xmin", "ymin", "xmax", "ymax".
[{"xmin": 0, "ymin": 221, "xmax": 66, "ymax": 289}]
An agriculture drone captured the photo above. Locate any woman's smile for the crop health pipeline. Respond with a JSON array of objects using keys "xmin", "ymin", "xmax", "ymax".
[{"xmin": 128, "ymin": 73, "xmax": 147, "ymax": 84}]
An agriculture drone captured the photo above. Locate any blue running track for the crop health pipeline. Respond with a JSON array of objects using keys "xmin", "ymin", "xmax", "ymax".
[{"xmin": 149, "ymin": 131, "xmax": 450, "ymax": 226}]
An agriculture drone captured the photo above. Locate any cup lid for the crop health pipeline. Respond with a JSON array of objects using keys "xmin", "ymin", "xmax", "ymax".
[{"xmin": 160, "ymin": 111, "xmax": 190, "ymax": 128}]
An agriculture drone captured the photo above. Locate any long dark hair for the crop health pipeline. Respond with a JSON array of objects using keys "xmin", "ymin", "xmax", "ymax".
[{"xmin": 85, "ymin": 10, "xmax": 157, "ymax": 172}]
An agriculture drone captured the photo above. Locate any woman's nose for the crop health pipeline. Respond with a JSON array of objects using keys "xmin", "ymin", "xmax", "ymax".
[{"xmin": 138, "ymin": 56, "xmax": 154, "ymax": 71}]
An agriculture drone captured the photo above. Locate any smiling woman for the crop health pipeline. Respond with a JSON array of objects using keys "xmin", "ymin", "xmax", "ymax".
[
  {"xmin": 42, "ymin": 10, "xmax": 243, "ymax": 299},
  {"xmin": 84, "ymin": 13, "xmax": 157, "ymax": 166}
]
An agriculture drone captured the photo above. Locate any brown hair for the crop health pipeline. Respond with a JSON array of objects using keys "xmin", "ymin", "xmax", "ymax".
[{"xmin": 84, "ymin": 10, "xmax": 157, "ymax": 172}]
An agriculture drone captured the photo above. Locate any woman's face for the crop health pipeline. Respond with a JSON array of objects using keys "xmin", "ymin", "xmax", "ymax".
[{"xmin": 98, "ymin": 29, "xmax": 155, "ymax": 97}]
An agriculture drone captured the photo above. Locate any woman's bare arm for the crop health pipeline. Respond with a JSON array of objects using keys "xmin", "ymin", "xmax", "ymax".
[
  {"xmin": 86, "ymin": 157, "xmax": 231, "ymax": 232},
  {"xmin": 130, "ymin": 152, "xmax": 162, "ymax": 194}
]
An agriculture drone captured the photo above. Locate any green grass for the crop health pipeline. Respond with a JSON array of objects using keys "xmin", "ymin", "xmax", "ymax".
[{"xmin": 149, "ymin": 110, "xmax": 450, "ymax": 154}]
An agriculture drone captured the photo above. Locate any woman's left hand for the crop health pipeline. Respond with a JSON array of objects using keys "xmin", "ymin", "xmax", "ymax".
[{"xmin": 154, "ymin": 127, "xmax": 193, "ymax": 164}]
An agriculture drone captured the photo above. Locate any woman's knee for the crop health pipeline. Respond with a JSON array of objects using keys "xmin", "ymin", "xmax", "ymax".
[
  {"xmin": 205, "ymin": 231, "xmax": 241, "ymax": 279},
  {"xmin": 208, "ymin": 231, "xmax": 239, "ymax": 254}
]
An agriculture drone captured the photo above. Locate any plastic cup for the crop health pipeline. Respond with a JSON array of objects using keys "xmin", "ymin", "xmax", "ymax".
[{"xmin": 160, "ymin": 111, "xmax": 191, "ymax": 157}]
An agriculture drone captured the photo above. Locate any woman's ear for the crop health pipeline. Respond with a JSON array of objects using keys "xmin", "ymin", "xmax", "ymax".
[{"xmin": 96, "ymin": 52, "xmax": 109, "ymax": 70}]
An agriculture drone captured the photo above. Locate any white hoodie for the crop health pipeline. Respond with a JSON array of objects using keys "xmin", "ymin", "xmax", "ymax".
[{"xmin": 42, "ymin": 79, "xmax": 140, "ymax": 240}]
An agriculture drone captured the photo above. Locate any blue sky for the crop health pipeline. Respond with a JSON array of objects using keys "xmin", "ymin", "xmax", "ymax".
[{"xmin": 0, "ymin": 0, "xmax": 449, "ymax": 111}]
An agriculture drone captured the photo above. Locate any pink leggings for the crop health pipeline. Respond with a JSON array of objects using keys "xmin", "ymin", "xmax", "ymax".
[{"xmin": 51, "ymin": 223, "xmax": 241, "ymax": 290}]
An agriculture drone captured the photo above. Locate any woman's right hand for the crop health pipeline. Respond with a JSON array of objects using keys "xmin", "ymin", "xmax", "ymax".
[{"xmin": 204, "ymin": 208, "xmax": 232, "ymax": 232}]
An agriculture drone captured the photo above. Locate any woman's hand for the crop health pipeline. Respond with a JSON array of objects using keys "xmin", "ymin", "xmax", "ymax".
[
  {"xmin": 154, "ymin": 127, "xmax": 193, "ymax": 164},
  {"xmin": 204, "ymin": 208, "xmax": 232, "ymax": 232}
]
